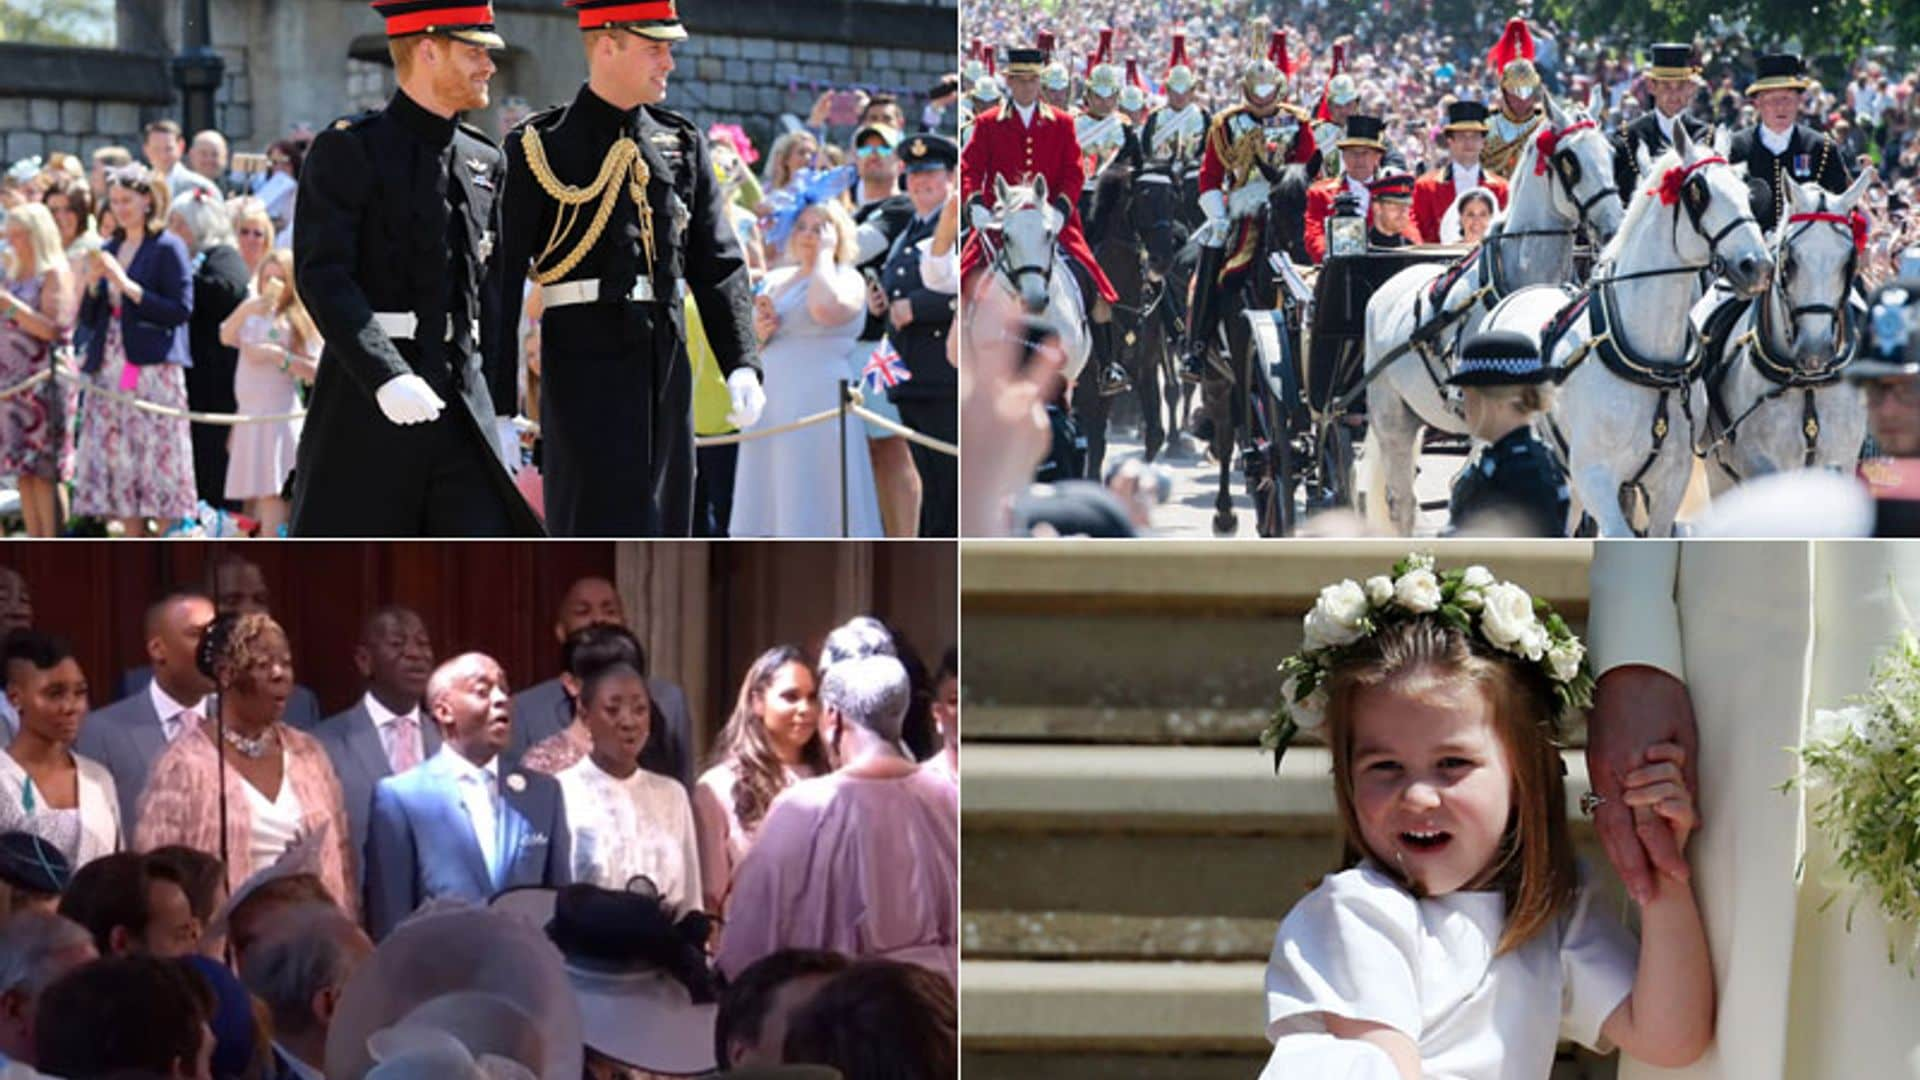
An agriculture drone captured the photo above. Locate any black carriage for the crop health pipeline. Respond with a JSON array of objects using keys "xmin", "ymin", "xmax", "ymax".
[{"xmin": 1246, "ymin": 245, "xmax": 1471, "ymax": 536}]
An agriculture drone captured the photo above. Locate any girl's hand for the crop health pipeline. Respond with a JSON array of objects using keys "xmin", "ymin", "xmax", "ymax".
[
  {"xmin": 1620, "ymin": 741, "xmax": 1699, "ymax": 864},
  {"xmin": 753, "ymin": 294, "xmax": 779, "ymax": 343}
]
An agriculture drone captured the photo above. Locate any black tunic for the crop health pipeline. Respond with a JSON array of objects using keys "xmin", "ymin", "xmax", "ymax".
[
  {"xmin": 1727, "ymin": 122, "xmax": 1854, "ymax": 233},
  {"xmin": 290, "ymin": 89, "xmax": 540, "ymax": 537},
  {"xmin": 1446, "ymin": 425, "xmax": 1571, "ymax": 537},
  {"xmin": 881, "ymin": 204, "xmax": 959, "ymax": 536},
  {"xmin": 490, "ymin": 83, "xmax": 759, "ymax": 537},
  {"xmin": 1610, "ymin": 111, "xmax": 1711, "ymax": 206}
]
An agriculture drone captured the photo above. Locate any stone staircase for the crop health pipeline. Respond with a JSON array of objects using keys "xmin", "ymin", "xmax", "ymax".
[{"xmin": 961, "ymin": 540, "xmax": 1626, "ymax": 1079}]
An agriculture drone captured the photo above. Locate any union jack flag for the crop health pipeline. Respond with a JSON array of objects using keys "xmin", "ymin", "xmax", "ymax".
[{"xmin": 862, "ymin": 339, "xmax": 912, "ymax": 394}]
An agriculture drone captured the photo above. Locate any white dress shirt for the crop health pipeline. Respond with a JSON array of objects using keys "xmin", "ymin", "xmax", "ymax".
[
  {"xmin": 1014, "ymin": 101, "xmax": 1037, "ymax": 127},
  {"xmin": 361, "ymin": 691, "xmax": 424, "ymax": 774},
  {"xmin": 1759, "ymin": 123, "xmax": 1793, "ymax": 156},
  {"xmin": 1450, "ymin": 162, "xmax": 1482, "ymax": 192},
  {"xmin": 148, "ymin": 680, "xmax": 206, "ymax": 744},
  {"xmin": 436, "ymin": 745, "xmax": 502, "ymax": 885}
]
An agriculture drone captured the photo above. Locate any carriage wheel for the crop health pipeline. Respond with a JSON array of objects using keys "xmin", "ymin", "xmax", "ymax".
[{"xmin": 1311, "ymin": 419, "xmax": 1356, "ymax": 512}]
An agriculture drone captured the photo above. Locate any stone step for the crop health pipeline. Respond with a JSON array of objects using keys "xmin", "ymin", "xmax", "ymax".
[
  {"xmin": 970, "ymin": 704, "xmax": 1589, "ymax": 747},
  {"xmin": 961, "ymin": 960, "xmax": 1619, "ymax": 1079}
]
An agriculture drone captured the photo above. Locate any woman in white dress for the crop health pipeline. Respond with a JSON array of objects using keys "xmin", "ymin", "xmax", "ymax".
[
  {"xmin": 0, "ymin": 632, "xmax": 119, "ymax": 871},
  {"xmin": 1589, "ymin": 541, "xmax": 1920, "ymax": 1078},
  {"xmin": 1261, "ymin": 563, "xmax": 1712, "ymax": 1079},
  {"xmin": 217, "ymin": 248, "xmax": 316, "ymax": 537},
  {"xmin": 729, "ymin": 198, "xmax": 883, "ymax": 537},
  {"xmin": 554, "ymin": 654, "xmax": 702, "ymax": 915}
]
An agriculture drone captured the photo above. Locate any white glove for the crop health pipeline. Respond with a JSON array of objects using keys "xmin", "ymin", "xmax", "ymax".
[
  {"xmin": 494, "ymin": 416, "xmax": 521, "ymax": 474},
  {"xmin": 374, "ymin": 374, "xmax": 445, "ymax": 426},
  {"xmin": 1228, "ymin": 177, "xmax": 1272, "ymax": 219},
  {"xmin": 726, "ymin": 368, "xmax": 766, "ymax": 429},
  {"xmin": 1199, "ymin": 188, "xmax": 1227, "ymax": 225}
]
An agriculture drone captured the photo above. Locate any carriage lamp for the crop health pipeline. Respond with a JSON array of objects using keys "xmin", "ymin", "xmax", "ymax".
[{"xmin": 1328, "ymin": 192, "xmax": 1366, "ymax": 258}]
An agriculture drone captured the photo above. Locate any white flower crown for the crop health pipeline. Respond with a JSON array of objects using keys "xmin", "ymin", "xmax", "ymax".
[{"xmin": 1262, "ymin": 554, "xmax": 1595, "ymax": 769}]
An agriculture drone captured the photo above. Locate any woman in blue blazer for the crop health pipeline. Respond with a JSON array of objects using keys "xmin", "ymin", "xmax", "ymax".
[{"xmin": 73, "ymin": 165, "xmax": 199, "ymax": 532}]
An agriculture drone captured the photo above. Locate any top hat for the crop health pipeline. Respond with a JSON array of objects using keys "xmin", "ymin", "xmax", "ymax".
[
  {"xmin": 1004, "ymin": 47, "xmax": 1047, "ymax": 76},
  {"xmin": 1337, "ymin": 114, "xmax": 1388, "ymax": 151},
  {"xmin": 1444, "ymin": 100, "xmax": 1490, "ymax": 133},
  {"xmin": 1748, "ymin": 53, "xmax": 1813, "ymax": 95},
  {"xmin": 1648, "ymin": 43, "xmax": 1700, "ymax": 81}
]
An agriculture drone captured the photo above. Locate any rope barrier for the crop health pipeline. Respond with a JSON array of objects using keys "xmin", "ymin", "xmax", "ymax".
[{"xmin": 47, "ymin": 367, "xmax": 310, "ymax": 425}]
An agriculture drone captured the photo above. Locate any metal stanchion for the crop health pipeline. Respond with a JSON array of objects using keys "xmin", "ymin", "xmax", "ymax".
[{"xmin": 838, "ymin": 379, "xmax": 850, "ymax": 539}]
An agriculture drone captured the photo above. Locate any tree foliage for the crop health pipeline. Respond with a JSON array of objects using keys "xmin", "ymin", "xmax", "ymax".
[{"xmin": 0, "ymin": 0, "xmax": 114, "ymax": 48}]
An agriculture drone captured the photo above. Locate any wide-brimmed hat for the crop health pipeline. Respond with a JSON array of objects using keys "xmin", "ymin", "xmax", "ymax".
[
  {"xmin": 1444, "ymin": 100, "xmax": 1490, "ymax": 133},
  {"xmin": 370, "ymin": 0, "xmax": 505, "ymax": 49},
  {"xmin": 1748, "ymin": 52, "xmax": 1813, "ymax": 95},
  {"xmin": 1336, "ymin": 114, "xmax": 1388, "ymax": 152},
  {"xmin": 492, "ymin": 885, "xmax": 719, "ymax": 1077},
  {"xmin": 1647, "ymin": 43, "xmax": 1700, "ymax": 81},
  {"xmin": 325, "ymin": 905, "xmax": 583, "ymax": 1080},
  {"xmin": 0, "ymin": 832, "xmax": 70, "ymax": 896},
  {"xmin": 564, "ymin": 0, "xmax": 686, "ymax": 42},
  {"xmin": 1448, "ymin": 330, "xmax": 1565, "ymax": 386}
]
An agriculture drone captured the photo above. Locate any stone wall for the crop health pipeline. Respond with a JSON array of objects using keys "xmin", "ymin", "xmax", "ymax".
[{"xmin": 0, "ymin": 0, "xmax": 958, "ymax": 167}]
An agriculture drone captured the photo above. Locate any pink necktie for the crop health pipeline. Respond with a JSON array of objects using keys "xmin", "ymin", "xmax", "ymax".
[{"xmin": 390, "ymin": 715, "xmax": 421, "ymax": 774}]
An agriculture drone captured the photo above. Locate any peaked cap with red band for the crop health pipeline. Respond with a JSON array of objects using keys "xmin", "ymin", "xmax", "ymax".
[
  {"xmin": 564, "ymin": 0, "xmax": 686, "ymax": 41},
  {"xmin": 370, "ymin": 0, "xmax": 505, "ymax": 49}
]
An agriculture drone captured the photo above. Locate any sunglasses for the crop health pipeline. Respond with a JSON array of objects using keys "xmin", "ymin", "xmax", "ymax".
[{"xmin": 855, "ymin": 145, "xmax": 893, "ymax": 159}]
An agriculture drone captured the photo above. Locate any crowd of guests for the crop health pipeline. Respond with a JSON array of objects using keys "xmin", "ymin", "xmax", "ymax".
[
  {"xmin": 0, "ymin": 77, "xmax": 961, "ymax": 539},
  {"xmin": 0, "ymin": 122, "xmax": 315, "ymax": 538},
  {"xmin": 0, "ymin": 556, "xmax": 959, "ymax": 1078}
]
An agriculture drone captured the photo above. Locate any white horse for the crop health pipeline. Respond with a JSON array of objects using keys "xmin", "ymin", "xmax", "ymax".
[
  {"xmin": 1360, "ymin": 96, "xmax": 1624, "ymax": 535},
  {"xmin": 1698, "ymin": 169, "xmax": 1875, "ymax": 492},
  {"xmin": 967, "ymin": 175, "xmax": 1091, "ymax": 382},
  {"xmin": 1496, "ymin": 124, "xmax": 1773, "ymax": 537}
]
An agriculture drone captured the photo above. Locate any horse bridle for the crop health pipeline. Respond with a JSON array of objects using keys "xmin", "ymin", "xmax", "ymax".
[
  {"xmin": 1542, "ymin": 119, "xmax": 1622, "ymax": 236},
  {"xmin": 1773, "ymin": 199, "xmax": 1860, "ymax": 347},
  {"xmin": 1589, "ymin": 156, "xmax": 1759, "ymax": 289},
  {"xmin": 985, "ymin": 203, "xmax": 1058, "ymax": 293}
]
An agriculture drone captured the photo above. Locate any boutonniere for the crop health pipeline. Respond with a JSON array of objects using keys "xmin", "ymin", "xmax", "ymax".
[
  {"xmin": 505, "ymin": 772, "xmax": 526, "ymax": 794},
  {"xmin": 524, "ymin": 831, "xmax": 549, "ymax": 847}
]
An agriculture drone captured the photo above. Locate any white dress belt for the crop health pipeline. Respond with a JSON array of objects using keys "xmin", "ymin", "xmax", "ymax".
[{"xmin": 541, "ymin": 277, "xmax": 686, "ymax": 308}]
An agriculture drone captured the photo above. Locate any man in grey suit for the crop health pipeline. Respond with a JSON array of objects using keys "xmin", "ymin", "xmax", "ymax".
[
  {"xmin": 508, "ymin": 575, "xmax": 695, "ymax": 787},
  {"xmin": 313, "ymin": 605, "xmax": 441, "ymax": 867},
  {"xmin": 364, "ymin": 653, "xmax": 570, "ymax": 941},
  {"xmin": 114, "ymin": 556, "xmax": 324, "ymax": 730},
  {"xmin": 75, "ymin": 591, "xmax": 217, "ymax": 834}
]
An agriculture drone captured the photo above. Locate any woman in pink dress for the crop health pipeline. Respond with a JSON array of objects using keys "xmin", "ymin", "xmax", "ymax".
[
  {"xmin": 0, "ymin": 203, "xmax": 77, "ymax": 536},
  {"xmin": 218, "ymin": 248, "xmax": 316, "ymax": 537},
  {"xmin": 134, "ymin": 611, "xmax": 355, "ymax": 919},
  {"xmin": 693, "ymin": 645, "xmax": 830, "ymax": 915}
]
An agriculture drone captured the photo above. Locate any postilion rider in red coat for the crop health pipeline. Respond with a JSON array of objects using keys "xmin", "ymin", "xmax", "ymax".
[
  {"xmin": 1412, "ymin": 100, "xmax": 1510, "ymax": 244},
  {"xmin": 960, "ymin": 45, "xmax": 1118, "ymax": 365}
]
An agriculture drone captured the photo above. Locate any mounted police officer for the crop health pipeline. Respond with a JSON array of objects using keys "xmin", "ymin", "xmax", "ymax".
[
  {"xmin": 1611, "ymin": 43, "xmax": 1710, "ymax": 206},
  {"xmin": 879, "ymin": 134, "xmax": 960, "ymax": 537},
  {"xmin": 1728, "ymin": 52, "xmax": 1854, "ymax": 233},
  {"xmin": 291, "ymin": 0, "xmax": 542, "ymax": 536},
  {"xmin": 490, "ymin": 0, "xmax": 766, "ymax": 537}
]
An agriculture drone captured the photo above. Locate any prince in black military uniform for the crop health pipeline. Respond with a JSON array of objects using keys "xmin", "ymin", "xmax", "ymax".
[
  {"xmin": 489, "ymin": 0, "xmax": 764, "ymax": 537},
  {"xmin": 1729, "ymin": 53, "xmax": 1853, "ymax": 233},
  {"xmin": 291, "ymin": 0, "xmax": 541, "ymax": 536},
  {"xmin": 1444, "ymin": 331, "xmax": 1570, "ymax": 537},
  {"xmin": 880, "ymin": 134, "xmax": 959, "ymax": 537},
  {"xmin": 1611, "ymin": 43, "xmax": 1711, "ymax": 205}
]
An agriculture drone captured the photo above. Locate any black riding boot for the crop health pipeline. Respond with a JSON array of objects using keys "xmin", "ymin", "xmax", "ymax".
[{"xmin": 1093, "ymin": 321, "xmax": 1131, "ymax": 396}]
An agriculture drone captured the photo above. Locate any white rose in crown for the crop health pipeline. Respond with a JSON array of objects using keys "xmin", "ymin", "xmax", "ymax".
[
  {"xmin": 1303, "ymin": 579, "xmax": 1369, "ymax": 651},
  {"xmin": 1547, "ymin": 638, "xmax": 1586, "ymax": 683},
  {"xmin": 1365, "ymin": 575, "xmax": 1394, "ymax": 606},
  {"xmin": 1458, "ymin": 564, "xmax": 1494, "ymax": 611},
  {"xmin": 1519, "ymin": 622, "xmax": 1551, "ymax": 662},
  {"xmin": 1477, "ymin": 581, "xmax": 1539, "ymax": 655},
  {"xmin": 1393, "ymin": 568, "xmax": 1442, "ymax": 613},
  {"xmin": 1280, "ymin": 673, "xmax": 1330, "ymax": 731}
]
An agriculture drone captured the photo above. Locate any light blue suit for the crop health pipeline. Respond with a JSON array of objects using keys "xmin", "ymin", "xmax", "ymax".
[{"xmin": 363, "ymin": 747, "xmax": 570, "ymax": 940}]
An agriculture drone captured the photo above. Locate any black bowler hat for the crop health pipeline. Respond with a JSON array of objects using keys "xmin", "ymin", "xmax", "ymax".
[
  {"xmin": 899, "ymin": 133, "xmax": 958, "ymax": 173},
  {"xmin": 1748, "ymin": 52, "xmax": 1812, "ymax": 95},
  {"xmin": 1448, "ymin": 330, "xmax": 1564, "ymax": 385},
  {"xmin": 1648, "ymin": 43, "xmax": 1699, "ymax": 81},
  {"xmin": 565, "ymin": 0, "xmax": 686, "ymax": 41},
  {"xmin": 0, "ymin": 832, "xmax": 71, "ymax": 897},
  {"xmin": 370, "ymin": 0, "xmax": 505, "ymax": 49},
  {"xmin": 1337, "ymin": 114, "xmax": 1388, "ymax": 151},
  {"xmin": 1444, "ymin": 100, "xmax": 1490, "ymax": 133}
]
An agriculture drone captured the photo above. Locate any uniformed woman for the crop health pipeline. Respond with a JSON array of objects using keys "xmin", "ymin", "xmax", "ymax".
[{"xmin": 1444, "ymin": 330, "xmax": 1571, "ymax": 537}]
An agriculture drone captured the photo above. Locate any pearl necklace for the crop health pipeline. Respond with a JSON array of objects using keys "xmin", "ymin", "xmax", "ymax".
[{"xmin": 222, "ymin": 725, "xmax": 277, "ymax": 759}]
